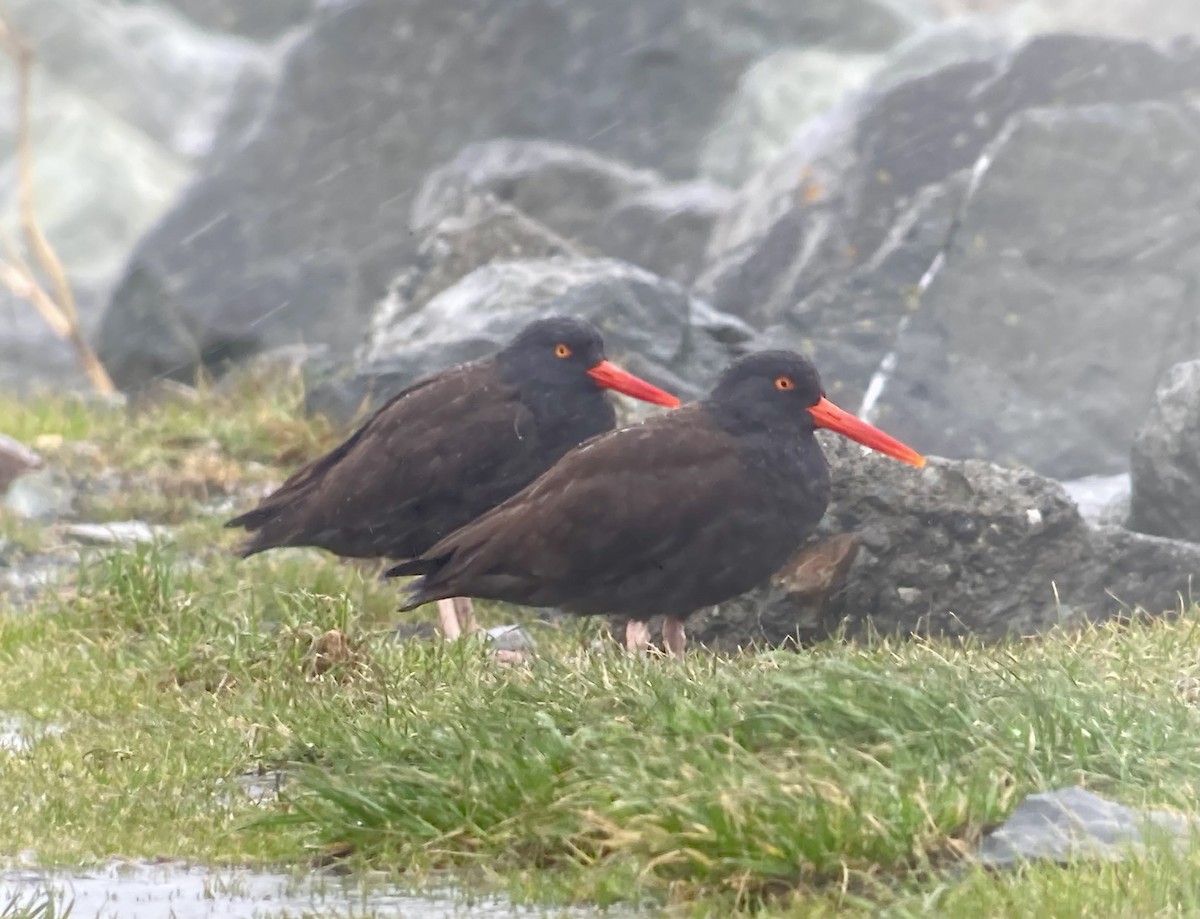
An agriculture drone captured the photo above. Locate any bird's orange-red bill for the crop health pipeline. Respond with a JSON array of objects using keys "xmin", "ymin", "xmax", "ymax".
[
  {"xmin": 587, "ymin": 360, "xmax": 681, "ymax": 408},
  {"xmin": 808, "ymin": 396, "xmax": 925, "ymax": 467}
]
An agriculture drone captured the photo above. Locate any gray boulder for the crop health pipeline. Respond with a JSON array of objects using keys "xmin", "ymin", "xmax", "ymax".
[
  {"xmin": 874, "ymin": 101, "xmax": 1200, "ymax": 479},
  {"xmin": 1130, "ymin": 360, "xmax": 1200, "ymax": 543},
  {"xmin": 5, "ymin": 0, "xmax": 275, "ymax": 161},
  {"xmin": 978, "ymin": 786, "xmax": 1200, "ymax": 868},
  {"xmin": 685, "ymin": 434, "xmax": 1200, "ymax": 650},
  {"xmin": 412, "ymin": 140, "xmax": 729, "ymax": 286},
  {"xmin": 368, "ymin": 195, "xmax": 581, "ymax": 341},
  {"xmin": 152, "ymin": 0, "xmax": 318, "ymax": 41},
  {"xmin": 306, "ymin": 256, "xmax": 757, "ymax": 425},
  {"xmin": 0, "ymin": 288, "xmax": 107, "ymax": 394},
  {"xmin": 590, "ymin": 182, "xmax": 733, "ymax": 288},
  {"xmin": 698, "ymin": 33, "xmax": 1200, "ymax": 477},
  {"xmin": 411, "ymin": 139, "xmax": 661, "ymax": 239},
  {"xmin": 704, "ymin": 31, "xmax": 1200, "ymax": 327},
  {"xmin": 698, "ymin": 17, "xmax": 1016, "ymax": 189},
  {"xmin": 0, "ymin": 0, "xmax": 282, "ymax": 392},
  {"xmin": 699, "ymin": 47, "xmax": 884, "ymax": 187},
  {"xmin": 1005, "ymin": 0, "xmax": 1200, "ymax": 43},
  {"xmin": 97, "ymin": 0, "xmax": 928, "ymax": 390},
  {"xmin": 0, "ymin": 77, "xmax": 190, "ymax": 290},
  {"xmin": 870, "ymin": 16, "xmax": 1017, "ymax": 94},
  {"xmin": 0, "ymin": 74, "xmax": 188, "ymax": 393}
]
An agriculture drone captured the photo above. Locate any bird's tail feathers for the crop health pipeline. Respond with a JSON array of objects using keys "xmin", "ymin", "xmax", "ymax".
[
  {"xmin": 224, "ymin": 506, "xmax": 272, "ymax": 530},
  {"xmin": 383, "ymin": 558, "xmax": 430, "ymax": 579},
  {"xmin": 387, "ymin": 552, "xmax": 456, "ymax": 611},
  {"xmin": 397, "ymin": 578, "xmax": 441, "ymax": 612}
]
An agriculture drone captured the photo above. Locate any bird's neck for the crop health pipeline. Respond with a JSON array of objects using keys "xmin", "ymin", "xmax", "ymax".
[
  {"xmin": 521, "ymin": 380, "xmax": 616, "ymax": 447},
  {"xmin": 703, "ymin": 400, "xmax": 831, "ymax": 508},
  {"xmin": 702, "ymin": 397, "xmax": 807, "ymax": 443}
]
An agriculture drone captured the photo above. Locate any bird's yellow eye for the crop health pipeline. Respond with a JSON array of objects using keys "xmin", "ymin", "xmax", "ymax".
[
  {"xmin": 775, "ymin": 375, "xmax": 794, "ymax": 391},
  {"xmin": 555, "ymin": 343, "xmax": 572, "ymax": 358}
]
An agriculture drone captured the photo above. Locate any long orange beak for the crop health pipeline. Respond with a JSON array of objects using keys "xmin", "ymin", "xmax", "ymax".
[
  {"xmin": 808, "ymin": 396, "xmax": 925, "ymax": 467},
  {"xmin": 587, "ymin": 360, "xmax": 680, "ymax": 408}
]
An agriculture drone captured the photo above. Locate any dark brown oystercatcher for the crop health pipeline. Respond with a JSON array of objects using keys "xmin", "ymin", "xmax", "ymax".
[
  {"xmin": 225, "ymin": 316, "xmax": 680, "ymax": 642},
  {"xmin": 389, "ymin": 350, "xmax": 924, "ymax": 656}
]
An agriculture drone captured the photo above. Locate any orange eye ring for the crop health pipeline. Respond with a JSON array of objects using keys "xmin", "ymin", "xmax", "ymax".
[
  {"xmin": 555, "ymin": 343, "xmax": 572, "ymax": 358},
  {"xmin": 775, "ymin": 375, "xmax": 794, "ymax": 391}
]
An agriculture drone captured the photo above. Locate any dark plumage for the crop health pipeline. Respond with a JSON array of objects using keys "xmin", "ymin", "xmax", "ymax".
[
  {"xmin": 391, "ymin": 350, "xmax": 925, "ymax": 655},
  {"xmin": 225, "ymin": 315, "xmax": 679, "ymax": 641}
]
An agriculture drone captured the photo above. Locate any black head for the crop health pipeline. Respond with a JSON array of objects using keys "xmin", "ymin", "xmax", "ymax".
[
  {"xmin": 706, "ymin": 350, "xmax": 925, "ymax": 466},
  {"xmin": 707, "ymin": 351, "xmax": 824, "ymax": 430},
  {"xmin": 499, "ymin": 316, "xmax": 607, "ymax": 385},
  {"xmin": 497, "ymin": 316, "xmax": 680, "ymax": 407}
]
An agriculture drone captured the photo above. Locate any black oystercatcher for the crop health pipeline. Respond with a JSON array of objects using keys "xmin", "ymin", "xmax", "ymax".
[
  {"xmin": 390, "ymin": 350, "xmax": 924, "ymax": 656},
  {"xmin": 225, "ymin": 316, "xmax": 680, "ymax": 642}
]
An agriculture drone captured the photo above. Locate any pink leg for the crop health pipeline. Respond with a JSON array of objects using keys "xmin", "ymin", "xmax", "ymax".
[
  {"xmin": 625, "ymin": 620, "xmax": 652, "ymax": 655},
  {"xmin": 662, "ymin": 617, "xmax": 687, "ymax": 658},
  {"xmin": 454, "ymin": 596, "xmax": 480, "ymax": 636},
  {"xmin": 436, "ymin": 598, "xmax": 461, "ymax": 640}
]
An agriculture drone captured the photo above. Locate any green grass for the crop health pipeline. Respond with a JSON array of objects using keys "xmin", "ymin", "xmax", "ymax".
[
  {"xmin": 0, "ymin": 893, "xmax": 70, "ymax": 919},
  {"xmin": 2, "ymin": 380, "xmax": 1200, "ymax": 916},
  {"xmin": 0, "ymin": 368, "xmax": 334, "ymax": 528}
]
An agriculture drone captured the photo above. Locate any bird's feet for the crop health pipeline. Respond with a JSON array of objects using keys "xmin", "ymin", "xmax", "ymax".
[
  {"xmin": 623, "ymin": 618, "xmax": 686, "ymax": 658},
  {"xmin": 436, "ymin": 598, "xmax": 462, "ymax": 641},
  {"xmin": 436, "ymin": 596, "xmax": 482, "ymax": 640},
  {"xmin": 453, "ymin": 596, "xmax": 482, "ymax": 636},
  {"xmin": 625, "ymin": 619, "xmax": 652, "ymax": 654},
  {"xmin": 438, "ymin": 597, "xmax": 526, "ymax": 663},
  {"xmin": 662, "ymin": 616, "xmax": 687, "ymax": 658}
]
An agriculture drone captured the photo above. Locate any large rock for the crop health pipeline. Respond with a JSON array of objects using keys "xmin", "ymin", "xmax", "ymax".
[
  {"xmin": 1130, "ymin": 360, "xmax": 1200, "ymax": 543},
  {"xmin": 0, "ymin": 0, "xmax": 282, "ymax": 392},
  {"xmin": 0, "ymin": 75, "xmax": 190, "ymax": 392},
  {"xmin": 97, "ymin": 0, "xmax": 929, "ymax": 390},
  {"xmin": 874, "ymin": 101, "xmax": 1200, "ymax": 479},
  {"xmin": 704, "ymin": 31, "xmax": 1200, "ymax": 326},
  {"xmin": 685, "ymin": 434, "xmax": 1200, "ymax": 650},
  {"xmin": 699, "ymin": 47, "xmax": 884, "ymax": 187},
  {"xmin": 306, "ymin": 256, "xmax": 757, "ymax": 425},
  {"xmin": 411, "ymin": 139, "xmax": 729, "ymax": 286},
  {"xmin": 1005, "ymin": 0, "xmax": 1200, "ymax": 43},
  {"xmin": 411, "ymin": 139, "xmax": 661, "ymax": 238},
  {"xmin": 697, "ymin": 14, "xmax": 1020, "ymax": 188},
  {"xmin": 593, "ymin": 181, "xmax": 733, "ymax": 287},
  {"xmin": 0, "ymin": 289, "xmax": 105, "ymax": 393},
  {"xmin": 363, "ymin": 194, "xmax": 582, "ymax": 351},
  {"xmin": 155, "ymin": 0, "xmax": 318, "ymax": 41},
  {"xmin": 698, "ymin": 33, "xmax": 1200, "ymax": 477},
  {"xmin": 6, "ymin": 0, "xmax": 274, "ymax": 161},
  {"xmin": 869, "ymin": 16, "xmax": 1017, "ymax": 93},
  {"xmin": 977, "ymin": 786, "xmax": 1200, "ymax": 868},
  {"xmin": 0, "ymin": 78, "xmax": 190, "ymax": 290}
]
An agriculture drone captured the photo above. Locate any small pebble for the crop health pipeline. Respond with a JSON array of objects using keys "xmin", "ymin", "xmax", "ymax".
[{"xmin": 64, "ymin": 521, "xmax": 169, "ymax": 547}]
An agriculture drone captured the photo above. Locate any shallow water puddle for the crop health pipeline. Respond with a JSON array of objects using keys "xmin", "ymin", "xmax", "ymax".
[
  {"xmin": 214, "ymin": 768, "xmax": 289, "ymax": 807},
  {"xmin": 0, "ymin": 713, "xmax": 64, "ymax": 752},
  {"xmin": 0, "ymin": 861, "xmax": 631, "ymax": 919}
]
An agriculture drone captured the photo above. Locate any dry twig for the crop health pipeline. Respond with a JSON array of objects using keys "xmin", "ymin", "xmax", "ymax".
[{"xmin": 0, "ymin": 8, "xmax": 116, "ymax": 394}]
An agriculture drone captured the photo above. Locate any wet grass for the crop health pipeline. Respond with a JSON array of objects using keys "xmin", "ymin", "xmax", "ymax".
[
  {"xmin": 2, "ymin": 379, "xmax": 1200, "ymax": 916},
  {"xmin": 0, "ymin": 367, "xmax": 335, "ymax": 529}
]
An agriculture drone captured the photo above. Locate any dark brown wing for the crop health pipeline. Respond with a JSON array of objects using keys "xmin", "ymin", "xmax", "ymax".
[
  {"xmin": 226, "ymin": 373, "xmax": 444, "ymax": 532},
  {"xmin": 226, "ymin": 360, "xmax": 549, "ymax": 559},
  {"xmin": 398, "ymin": 405, "xmax": 797, "ymax": 619}
]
